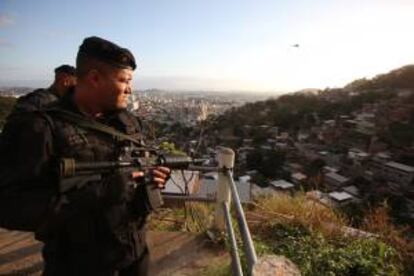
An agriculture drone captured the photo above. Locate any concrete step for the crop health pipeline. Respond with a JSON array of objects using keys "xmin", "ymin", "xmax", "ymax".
[{"xmin": 0, "ymin": 229, "xmax": 228, "ymax": 275}]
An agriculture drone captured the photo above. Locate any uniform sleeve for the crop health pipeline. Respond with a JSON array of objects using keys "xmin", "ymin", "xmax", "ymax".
[
  {"xmin": 11, "ymin": 89, "xmax": 59, "ymax": 114},
  {"xmin": 0, "ymin": 113, "xmax": 57, "ymax": 230}
]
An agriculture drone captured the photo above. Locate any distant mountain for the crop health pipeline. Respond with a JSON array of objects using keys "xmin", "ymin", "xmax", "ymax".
[{"xmin": 206, "ymin": 64, "xmax": 414, "ymax": 139}]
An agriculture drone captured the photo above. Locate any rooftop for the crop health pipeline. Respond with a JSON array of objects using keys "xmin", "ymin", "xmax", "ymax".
[
  {"xmin": 325, "ymin": 172, "xmax": 350, "ymax": 184},
  {"xmin": 238, "ymin": 175, "xmax": 251, "ymax": 182},
  {"xmin": 342, "ymin": 185, "xmax": 360, "ymax": 197},
  {"xmin": 270, "ymin": 180, "xmax": 295, "ymax": 190},
  {"xmin": 385, "ymin": 161, "xmax": 414, "ymax": 173},
  {"xmin": 329, "ymin": 191, "xmax": 353, "ymax": 202},
  {"xmin": 291, "ymin": 172, "xmax": 307, "ymax": 181}
]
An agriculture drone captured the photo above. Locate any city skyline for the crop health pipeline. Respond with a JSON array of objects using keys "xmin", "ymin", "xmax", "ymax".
[{"xmin": 0, "ymin": 0, "xmax": 413, "ymax": 92}]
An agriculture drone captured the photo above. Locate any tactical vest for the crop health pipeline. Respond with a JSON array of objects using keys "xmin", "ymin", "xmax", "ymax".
[
  {"xmin": 48, "ymin": 108, "xmax": 143, "ymax": 159},
  {"xmin": 41, "ymin": 108, "xmax": 147, "ymax": 266}
]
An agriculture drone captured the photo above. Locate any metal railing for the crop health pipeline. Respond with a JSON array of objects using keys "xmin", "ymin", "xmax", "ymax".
[
  {"xmin": 224, "ymin": 169, "xmax": 257, "ymax": 275},
  {"xmin": 163, "ymin": 147, "xmax": 260, "ymax": 275},
  {"xmin": 213, "ymin": 147, "xmax": 258, "ymax": 275},
  {"xmin": 223, "ymin": 201, "xmax": 243, "ymax": 276}
]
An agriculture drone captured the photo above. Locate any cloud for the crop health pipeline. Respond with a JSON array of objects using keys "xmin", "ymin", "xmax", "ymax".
[{"xmin": 0, "ymin": 14, "xmax": 14, "ymax": 27}]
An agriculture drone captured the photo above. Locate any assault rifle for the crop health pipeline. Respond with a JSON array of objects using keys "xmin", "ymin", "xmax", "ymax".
[{"xmin": 58, "ymin": 151, "xmax": 205, "ymax": 210}]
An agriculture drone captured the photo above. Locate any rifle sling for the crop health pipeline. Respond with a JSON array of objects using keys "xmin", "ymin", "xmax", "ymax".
[{"xmin": 50, "ymin": 109, "xmax": 143, "ymax": 146}]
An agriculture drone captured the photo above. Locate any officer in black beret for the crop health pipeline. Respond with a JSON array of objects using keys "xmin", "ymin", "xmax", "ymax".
[
  {"xmin": 77, "ymin": 36, "xmax": 136, "ymax": 71},
  {"xmin": 11, "ymin": 64, "xmax": 76, "ymax": 113},
  {"xmin": 54, "ymin": 64, "xmax": 76, "ymax": 76},
  {"xmin": 0, "ymin": 36, "xmax": 170, "ymax": 275}
]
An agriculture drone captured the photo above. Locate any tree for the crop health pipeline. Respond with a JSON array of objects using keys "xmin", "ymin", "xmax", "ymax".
[
  {"xmin": 246, "ymin": 149, "xmax": 263, "ymax": 170},
  {"xmin": 159, "ymin": 141, "xmax": 186, "ymax": 155},
  {"xmin": 251, "ymin": 173, "xmax": 268, "ymax": 187},
  {"xmin": 246, "ymin": 149, "xmax": 285, "ymax": 179},
  {"xmin": 261, "ymin": 150, "xmax": 285, "ymax": 179},
  {"xmin": 304, "ymin": 158, "xmax": 326, "ymax": 190}
]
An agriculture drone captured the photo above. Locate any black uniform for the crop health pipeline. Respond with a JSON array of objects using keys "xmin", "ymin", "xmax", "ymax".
[
  {"xmin": 10, "ymin": 65, "xmax": 75, "ymax": 113},
  {"xmin": 11, "ymin": 87, "xmax": 60, "ymax": 113},
  {"xmin": 0, "ymin": 90, "xmax": 150, "ymax": 275},
  {"xmin": 0, "ymin": 36, "xmax": 150, "ymax": 276}
]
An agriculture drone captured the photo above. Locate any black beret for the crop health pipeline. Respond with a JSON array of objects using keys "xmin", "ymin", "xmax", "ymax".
[
  {"xmin": 78, "ymin": 36, "xmax": 136, "ymax": 70},
  {"xmin": 54, "ymin": 64, "xmax": 76, "ymax": 75}
]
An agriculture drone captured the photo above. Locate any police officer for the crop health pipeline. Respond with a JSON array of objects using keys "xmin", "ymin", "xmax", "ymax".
[
  {"xmin": 11, "ymin": 64, "xmax": 77, "ymax": 113},
  {"xmin": 0, "ymin": 37, "xmax": 170, "ymax": 275}
]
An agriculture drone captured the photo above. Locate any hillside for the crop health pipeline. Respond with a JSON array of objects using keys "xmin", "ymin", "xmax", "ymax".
[
  {"xmin": 0, "ymin": 96, "xmax": 16, "ymax": 128},
  {"xmin": 345, "ymin": 65, "xmax": 414, "ymax": 91},
  {"xmin": 202, "ymin": 65, "xmax": 414, "ymax": 150}
]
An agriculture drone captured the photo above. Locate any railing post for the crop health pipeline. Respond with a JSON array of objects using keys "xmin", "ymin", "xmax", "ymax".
[
  {"xmin": 223, "ymin": 202, "xmax": 243, "ymax": 276},
  {"xmin": 214, "ymin": 147, "xmax": 235, "ymax": 230},
  {"xmin": 226, "ymin": 170, "xmax": 258, "ymax": 273}
]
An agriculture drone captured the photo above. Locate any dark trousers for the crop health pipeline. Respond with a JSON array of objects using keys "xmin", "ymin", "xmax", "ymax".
[
  {"xmin": 42, "ymin": 242, "xmax": 149, "ymax": 276},
  {"xmin": 116, "ymin": 250, "xmax": 149, "ymax": 276}
]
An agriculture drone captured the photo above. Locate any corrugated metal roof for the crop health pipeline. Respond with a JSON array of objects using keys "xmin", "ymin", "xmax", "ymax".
[
  {"xmin": 329, "ymin": 191, "xmax": 353, "ymax": 202},
  {"xmin": 325, "ymin": 172, "xmax": 349, "ymax": 183},
  {"xmin": 270, "ymin": 180, "xmax": 295, "ymax": 190},
  {"xmin": 385, "ymin": 162, "xmax": 414, "ymax": 173}
]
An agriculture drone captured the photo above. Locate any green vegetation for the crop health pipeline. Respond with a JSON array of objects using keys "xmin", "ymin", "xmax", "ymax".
[
  {"xmin": 149, "ymin": 194, "xmax": 412, "ymax": 275},
  {"xmin": 248, "ymin": 195, "xmax": 412, "ymax": 275},
  {"xmin": 158, "ymin": 141, "xmax": 187, "ymax": 155},
  {"xmin": 255, "ymin": 224, "xmax": 401, "ymax": 276}
]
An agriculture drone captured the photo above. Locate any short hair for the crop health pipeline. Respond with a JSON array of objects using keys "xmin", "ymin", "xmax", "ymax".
[
  {"xmin": 76, "ymin": 54, "xmax": 112, "ymax": 78},
  {"xmin": 54, "ymin": 64, "xmax": 76, "ymax": 76}
]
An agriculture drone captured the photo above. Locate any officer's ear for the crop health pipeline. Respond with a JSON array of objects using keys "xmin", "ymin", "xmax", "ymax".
[
  {"xmin": 55, "ymin": 72, "xmax": 64, "ymax": 83},
  {"xmin": 87, "ymin": 69, "xmax": 102, "ymax": 88},
  {"xmin": 61, "ymin": 74, "xmax": 71, "ymax": 87}
]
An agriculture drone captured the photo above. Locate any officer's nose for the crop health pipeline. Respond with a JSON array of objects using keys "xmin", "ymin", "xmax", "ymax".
[{"xmin": 125, "ymin": 85, "xmax": 132, "ymax": 95}]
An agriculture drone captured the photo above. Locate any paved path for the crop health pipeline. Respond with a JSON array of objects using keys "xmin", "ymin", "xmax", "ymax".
[{"xmin": 0, "ymin": 228, "xmax": 228, "ymax": 275}]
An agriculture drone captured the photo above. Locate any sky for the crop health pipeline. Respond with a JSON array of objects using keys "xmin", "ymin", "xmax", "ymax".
[{"xmin": 0, "ymin": 0, "xmax": 413, "ymax": 92}]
